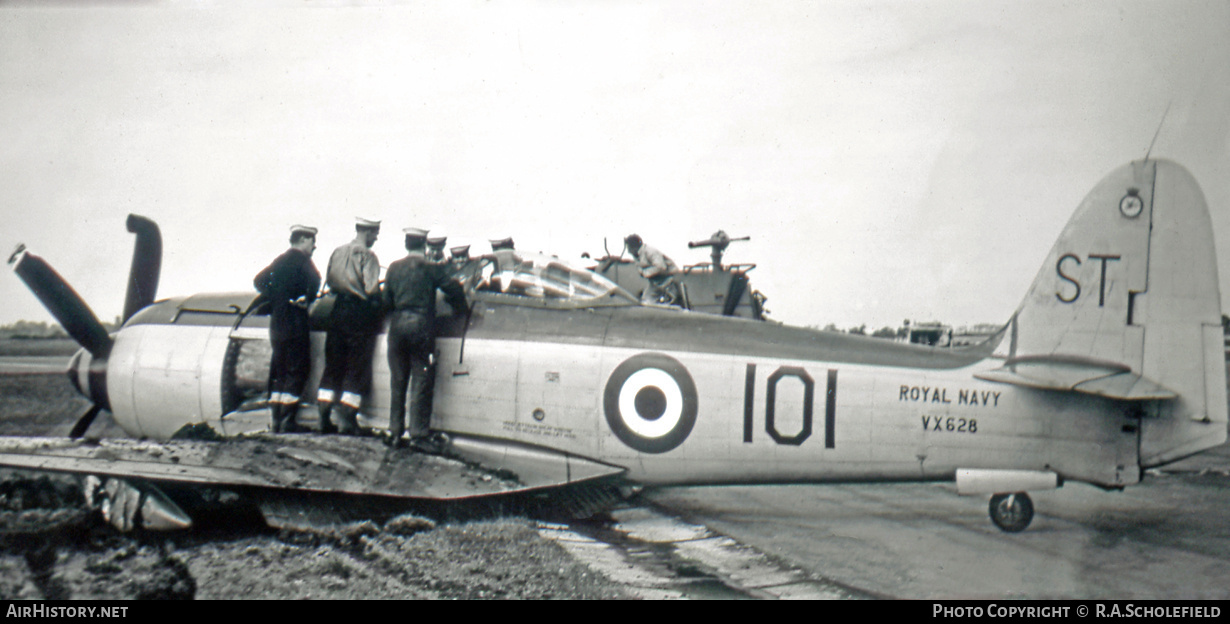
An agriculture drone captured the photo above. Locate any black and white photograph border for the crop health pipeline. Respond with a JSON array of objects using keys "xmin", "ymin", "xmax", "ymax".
[{"xmin": 1, "ymin": 0, "xmax": 1229, "ymax": 601}]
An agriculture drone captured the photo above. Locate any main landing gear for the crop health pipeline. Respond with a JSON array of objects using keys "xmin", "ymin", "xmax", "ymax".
[{"xmin": 988, "ymin": 492, "xmax": 1034, "ymax": 532}]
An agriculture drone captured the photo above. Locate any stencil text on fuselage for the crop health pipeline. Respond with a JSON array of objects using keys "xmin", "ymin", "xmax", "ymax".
[{"xmin": 899, "ymin": 386, "xmax": 1000, "ymax": 407}]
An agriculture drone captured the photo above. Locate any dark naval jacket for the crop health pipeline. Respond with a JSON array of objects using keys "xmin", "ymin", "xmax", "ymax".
[
  {"xmin": 254, "ymin": 248, "xmax": 322, "ymax": 340},
  {"xmin": 382, "ymin": 253, "xmax": 467, "ymax": 320}
]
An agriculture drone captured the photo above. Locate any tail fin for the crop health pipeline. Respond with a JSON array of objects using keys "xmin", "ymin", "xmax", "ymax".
[{"xmin": 986, "ymin": 159, "xmax": 1226, "ymax": 466}]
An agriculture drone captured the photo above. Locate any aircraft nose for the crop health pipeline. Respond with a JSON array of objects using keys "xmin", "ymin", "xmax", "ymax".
[{"xmin": 67, "ymin": 347, "xmax": 109, "ymax": 410}]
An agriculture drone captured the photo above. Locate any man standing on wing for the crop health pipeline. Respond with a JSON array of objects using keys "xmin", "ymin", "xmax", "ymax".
[
  {"xmin": 254, "ymin": 224, "xmax": 321, "ymax": 433},
  {"xmin": 383, "ymin": 227, "xmax": 468, "ymax": 450},
  {"xmin": 317, "ymin": 217, "xmax": 382, "ymax": 435}
]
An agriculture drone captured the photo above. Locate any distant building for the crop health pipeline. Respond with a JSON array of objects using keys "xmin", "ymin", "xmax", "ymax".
[
  {"xmin": 950, "ymin": 323, "xmax": 1002, "ymax": 347},
  {"xmin": 897, "ymin": 320, "xmax": 951, "ymax": 347},
  {"xmin": 897, "ymin": 320, "xmax": 1000, "ymax": 348}
]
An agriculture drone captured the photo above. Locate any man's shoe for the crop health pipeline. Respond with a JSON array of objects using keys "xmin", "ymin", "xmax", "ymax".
[
  {"xmin": 336, "ymin": 405, "xmax": 361, "ymax": 436},
  {"xmin": 409, "ymin": 431, "xmax": 450, "ymax": 455},
  {"xmin": 270, "ymin": 403, "xmax": 285, "ymax": 433},
  {"xmin": 318, "ymin": 402, "xmax": 338, "ymax": 434}
]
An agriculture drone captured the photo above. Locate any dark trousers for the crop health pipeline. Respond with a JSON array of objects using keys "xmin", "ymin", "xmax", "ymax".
[
  {"xmin": 642, "ymin": 274, "xmax": 683, "ymax": 306},
  {"xmin": 269, "ymin": 330, "xmax": 311, "ymax": 402},
  {"xmin": 319, "ymin": 295, "xmax": 379, "ymax": 409},
  {"xmin": 387, "ymin": 309, "xmax": 434, "ymax": 439}
]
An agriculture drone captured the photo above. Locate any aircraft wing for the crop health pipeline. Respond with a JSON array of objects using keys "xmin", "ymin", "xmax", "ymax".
[
  {"xmin": 974, "ymin": 355, "xmax": 1176, "ymax": 401},
  {"xmin": 0, "ymin": 434, "xmax": 626, "ymax": 500}
]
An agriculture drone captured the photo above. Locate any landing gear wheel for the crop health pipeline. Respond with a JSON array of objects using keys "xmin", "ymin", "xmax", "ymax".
[{"xmin": 988, "ymin": 492, "xmax": 1033, "ymax": 532}]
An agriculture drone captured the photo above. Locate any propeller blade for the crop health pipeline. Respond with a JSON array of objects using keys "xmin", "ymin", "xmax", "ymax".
[
  {"xmin": 122, "ymin": 214, "xmax": 162, "ymax": 323},
  {"xmin": 68, "ymin": 403, "xmax": 104, "ymax": 439},
  {"xmin": 8, "ymin": 246, "xmax": 113, "ymax": 359}
]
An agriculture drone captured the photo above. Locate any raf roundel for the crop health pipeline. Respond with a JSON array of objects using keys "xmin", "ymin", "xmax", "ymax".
[
  {"xmin": 603, "ymin": 353, "xmax": 698, "ymax": 454},
  {"xmin": 1120, "ymin": 192, "xmax": 1144, "ymax": 218}
]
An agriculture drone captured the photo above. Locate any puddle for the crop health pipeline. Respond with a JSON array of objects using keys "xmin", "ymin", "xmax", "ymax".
[
  {"xmin": 544, "ymin": 516, "xmax": 755, "ymax": 599},
  {"xmin": 539, "ymin": 506, "xmax": 864, "ymax": 600}
]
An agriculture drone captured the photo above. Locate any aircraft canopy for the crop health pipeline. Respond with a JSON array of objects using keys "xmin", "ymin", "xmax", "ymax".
[{"xmin": 480, "ymin": 253, "xmax": 638, "ymax": 306}]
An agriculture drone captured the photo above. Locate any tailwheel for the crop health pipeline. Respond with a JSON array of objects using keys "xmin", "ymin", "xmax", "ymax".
[{"xmin": 988, "ymin": 492, "xmax": 1033, "ymax": 532}]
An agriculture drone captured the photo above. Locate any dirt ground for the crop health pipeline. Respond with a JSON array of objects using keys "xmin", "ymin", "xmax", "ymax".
[{"xmin": 0, "ymin": 372, "xmax": 630, "ymax": 600}]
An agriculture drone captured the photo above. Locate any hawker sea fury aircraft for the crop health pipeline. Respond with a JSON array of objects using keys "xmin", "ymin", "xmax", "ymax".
[{"xmin": 5, "ymin": 158, "xmax": 1226, "ymax": 533}]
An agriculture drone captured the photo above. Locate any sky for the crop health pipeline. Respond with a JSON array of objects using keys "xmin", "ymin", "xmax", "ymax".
[{"xmin": 1, "ymin": 1, "xmax": 1228, "ymax": 333}]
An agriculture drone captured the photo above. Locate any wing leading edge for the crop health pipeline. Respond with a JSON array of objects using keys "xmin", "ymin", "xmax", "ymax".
[{"xmin": 0, "ymin": 434, "xmax": 626, "ymax": 500}]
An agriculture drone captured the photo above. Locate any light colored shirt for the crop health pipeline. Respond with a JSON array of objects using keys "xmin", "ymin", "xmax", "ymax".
[
  {"xmin": 636, "ymin": 244, "xmax": 677, "ymax": 280},
  {"xmin": 326, "ymin": 240, "xmax": 380, "ymax": 299}
]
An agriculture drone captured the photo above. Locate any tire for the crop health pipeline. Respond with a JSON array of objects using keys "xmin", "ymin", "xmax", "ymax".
[{"xmin": 989, "ymin": 492, "xmax": 1034, "ymax": 532}]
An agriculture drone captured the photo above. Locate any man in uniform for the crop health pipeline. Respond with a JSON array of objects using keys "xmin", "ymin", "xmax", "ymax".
[
  {"xmin": 317, "ymin": 217, "xmax": 382, "ymax": 435},
  {"xmin": 420, "ymin": 228, "xmax": 452, "ymax": 442},
  {"xmin": 481, "ymin": 236, "xmax": 522, "ymax": 292},
  {"xmin": 624, "ymin": 234, "xmax": 682, "ymax": 305},
  {"xmin": 383, "ymin": 227, "xmax": 468, "ymax": 450},
  {"xmin": 449, "ymin": 244, "xmax": 481, "ymax": 289},
  {"xmin": 426, "ymin": 229, "xmax": 449, "ymax": 263},
  {"xmin": 253, "ymin": 225, "xmax": 321, "ymax": 433},
  {"xmin": 488, "ymin": 236, "xmax": 517, "ymax": 271}
]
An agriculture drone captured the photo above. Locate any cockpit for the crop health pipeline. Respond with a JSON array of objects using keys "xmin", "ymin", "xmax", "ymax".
[{"xmin": 470, "ymin": 252, "xmax": 639, "ymax": 307}]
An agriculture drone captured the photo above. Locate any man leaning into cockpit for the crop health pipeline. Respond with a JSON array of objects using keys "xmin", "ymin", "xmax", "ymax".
[{"xmin": 382, "ymin": 227, "xmax": 469, "ymax": 451}]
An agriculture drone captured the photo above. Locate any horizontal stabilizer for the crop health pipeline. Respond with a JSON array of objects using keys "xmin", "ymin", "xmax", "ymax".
[
  {"xmin": 0, "ymin": 434, "xmax": 625, "ymax": 501},
  {"xmin": 975, "ymin": 355, "xmax": 1176, "ymax": 401}
]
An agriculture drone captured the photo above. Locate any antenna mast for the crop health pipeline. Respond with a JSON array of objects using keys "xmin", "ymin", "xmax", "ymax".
[{"xmin": 1144, "ymin": 101, "xmax": 1172, "ymax": 162}]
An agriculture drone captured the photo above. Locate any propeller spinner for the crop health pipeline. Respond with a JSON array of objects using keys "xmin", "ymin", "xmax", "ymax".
[{"xmin": 8, "ymin": 214, "xmax": 162, "ymax": 438}]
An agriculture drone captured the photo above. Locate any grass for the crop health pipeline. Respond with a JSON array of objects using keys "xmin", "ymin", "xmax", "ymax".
[
  {"xmin": 0, "ymin": 373, "xmax": 93, "ymax": 437},
  {"xmin": 0, "ymin": 338, "xmax": 79, "ymax": 357}
]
